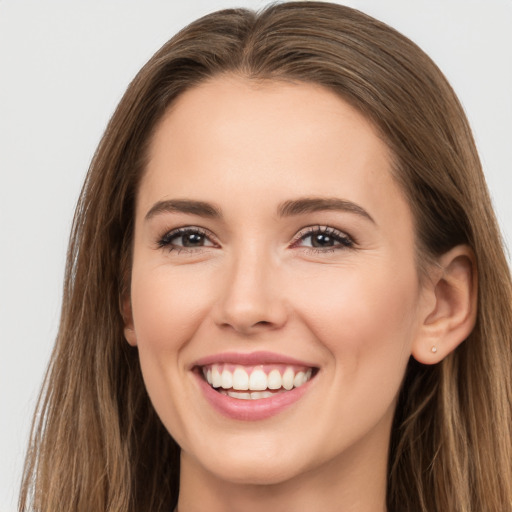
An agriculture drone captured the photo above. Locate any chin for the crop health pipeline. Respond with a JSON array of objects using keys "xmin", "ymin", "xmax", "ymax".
[
  {"xmin": 183, "ymin": 437, "xmax": 315, "ymax": 487},
  {"xmin": 207, "ymin": 458, "xmax": 306, "ymax": 486}
]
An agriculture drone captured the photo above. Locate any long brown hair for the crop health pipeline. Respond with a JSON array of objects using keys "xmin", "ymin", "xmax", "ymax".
[{"xmin": 19, "ymin": 3, "xmax": 512, "ymax": 511}]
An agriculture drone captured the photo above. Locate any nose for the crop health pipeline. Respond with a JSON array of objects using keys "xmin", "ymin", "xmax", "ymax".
[{"xmin": 213, "ymin": 248, "xmax": 288, "ymax": 335}]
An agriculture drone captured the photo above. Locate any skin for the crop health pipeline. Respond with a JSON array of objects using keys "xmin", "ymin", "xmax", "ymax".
[{"xmin": 124, "ymin": 76, "xmax": 476, "ymax": 512}]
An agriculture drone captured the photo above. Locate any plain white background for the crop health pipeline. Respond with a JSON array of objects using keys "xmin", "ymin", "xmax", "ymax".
[{"xmin": 0, "ymin": 1, "xmax": 511, "ymax": 510}]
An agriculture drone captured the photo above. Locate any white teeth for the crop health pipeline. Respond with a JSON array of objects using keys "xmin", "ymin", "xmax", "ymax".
[
  {"xmin": 221, "ymin": 369, "xmax": 233, "ymax": 389},
  {"xmin": 251, "ymin": 391, "xmax": 273, "ymax": 399},
  {"xmin": 203, "ymin": 363, "xmax": 314, "ymax": 395},
  {"xmin": 232, "ymin": 367, "xmax": 249, "ymax": 390},
  {"xmin": 282, "ymin": 367, "xmax": 295, "ymax": 390},
  {"xmin": 212, "ymin": 366, "xmax": 222, "ymax": 388},
  {"xmin": 267, "ymin": 369, "xmax": 282, "ymax": 389},
  {"xmin": 228, "ymin": 391, "xmax": 252, "ymax": 400},
  {"xmin": 293, "ymin": 371, "xmax": 306, "ymax": 388},
  {"xmin": 225, "ymin": 390, "xmax": 275, "ymax": 400},
  {"xmin": 249, "ymin": 368, "xmax": 268, "ymax": 391}
]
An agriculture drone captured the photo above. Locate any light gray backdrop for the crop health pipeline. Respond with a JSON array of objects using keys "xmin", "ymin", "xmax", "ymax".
[{"xmin": 1, "ymin": 1, "xmax": 511, "ymax": 510}]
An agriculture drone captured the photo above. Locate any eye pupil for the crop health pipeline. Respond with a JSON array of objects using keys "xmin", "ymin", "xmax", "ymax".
[
  {"xmin": 183, "ymin": 233, "xmax": 204, "ymax": 247},
  {"xmin": 312, "ymin": 233, "xmax": 334, "ymax": 247}
]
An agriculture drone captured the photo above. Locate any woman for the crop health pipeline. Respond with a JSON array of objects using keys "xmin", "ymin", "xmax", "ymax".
[{"xmin": 19, "ymin": 2, "xmax": 512, "ymax": 511}]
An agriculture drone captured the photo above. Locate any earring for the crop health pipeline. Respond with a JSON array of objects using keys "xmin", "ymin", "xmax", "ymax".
[{"xmin": 431, "ymin": 345, "xmax": 438, "ymax": 353}]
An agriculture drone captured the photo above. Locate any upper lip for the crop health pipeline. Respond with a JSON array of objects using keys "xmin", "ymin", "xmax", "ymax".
[{"xmin": 191, "ymin": 351, "xmax": 318, "ymax": 369}]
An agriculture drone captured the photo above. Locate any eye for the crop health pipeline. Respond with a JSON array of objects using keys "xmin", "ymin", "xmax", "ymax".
[
  {"xmin": 157, "ymin": 227, "xmax": 217, "ymax": 252},
  {"xmin": 292, "ymin": 226, "xmax": 354, "ymax": 251}
]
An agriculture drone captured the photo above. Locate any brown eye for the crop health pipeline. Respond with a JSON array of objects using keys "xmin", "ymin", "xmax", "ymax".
[
  {"xmin": 158, "ymin": 227, "xmax": 216, "ymax": 251},
  {"xmin": 181, "ymin": 232, "xmax": 206, "ymax": 247},
  {"xmin": 295, "ymin": 226, "xmax": 354, "ymax": 250},
  {"xmin": 310, "ymin": 232, "xmax": 336, "ymax": 247}
]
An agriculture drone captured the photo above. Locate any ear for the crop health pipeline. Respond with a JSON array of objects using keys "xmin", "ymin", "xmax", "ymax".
[
  {"xmin": 412, "ymin": 245, "xmax": 478, "ymax": 365},
  {"xmin": 121, "ymin": 295, "xmax": 138, "ymax": 347}
]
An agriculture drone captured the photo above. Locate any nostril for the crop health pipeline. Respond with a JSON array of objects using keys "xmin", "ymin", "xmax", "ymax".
[{"xmin": 218, "ymin": 318, "xmax": 281, "ymax": 334}]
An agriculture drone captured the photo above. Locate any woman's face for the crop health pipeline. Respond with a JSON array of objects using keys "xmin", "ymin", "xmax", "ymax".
[{"xmin": 127, "ymin": 76, "xmax": 429, "ymax": 486}]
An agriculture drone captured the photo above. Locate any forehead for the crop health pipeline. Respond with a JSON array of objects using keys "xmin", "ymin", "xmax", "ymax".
[
  {"xmin": 139, "ymin": 76, "xmax": 411, "ymax": 234},
  {"xmin": 150, "ymin": 76, "xmax": 387, "ymax": 165}
]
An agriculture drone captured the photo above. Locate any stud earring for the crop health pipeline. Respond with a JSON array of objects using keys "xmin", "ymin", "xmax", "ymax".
[{"xmin": 431, "ymin": 346, "xmax": 438, "ymax": 353}]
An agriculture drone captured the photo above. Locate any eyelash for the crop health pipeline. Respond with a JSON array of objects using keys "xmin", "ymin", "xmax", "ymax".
[
  {"xmin": 157, "ymin": 226, "xmax": 217, "ymax": 253},
  {"xmin": 157, "ymin": 225, "xmax": 355, "ymax": 254},
  {"xmin": 291, "ymin": 225, "xmax": 355, "ymax": 252}
]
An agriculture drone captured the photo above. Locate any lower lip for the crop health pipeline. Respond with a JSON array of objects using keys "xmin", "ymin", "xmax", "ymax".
[{"xmin": 194, "ymin": 371, "xmax": 314, "ymax": 421}]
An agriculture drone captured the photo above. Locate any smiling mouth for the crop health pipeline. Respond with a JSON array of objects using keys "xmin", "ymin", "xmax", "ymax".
[{"xmin": 197, "ymin": 363, "xmax": 318, "ymax": 400}]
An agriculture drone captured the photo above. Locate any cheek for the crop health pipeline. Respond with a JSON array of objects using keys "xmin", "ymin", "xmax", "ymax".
[
  {"xmin": 129, "ymin": 264, "xmax": 219, "ymax": 444},
  {"xmin": 292, "ymin": 258, "xmax": 419, "ymax": 383},
  {"xmin": 284, "ymin": 261, "xmax": 419, "ymax": 458},
  {"xmin": 130, "ymin": 264, "xmax": 214, "ymax": 351}
]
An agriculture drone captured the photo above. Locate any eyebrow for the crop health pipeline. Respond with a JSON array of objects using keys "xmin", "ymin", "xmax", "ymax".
[
  {"xmin": 145, "ymin": 199, "xmax": 222, "ymax": 221},
  {"xmin": 144, "ymin": 196, "xmax": 374, "ymax": 223},
  {"xmin": 277, "ymin": 197, "xmax": 375, "ymax": 223}
]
